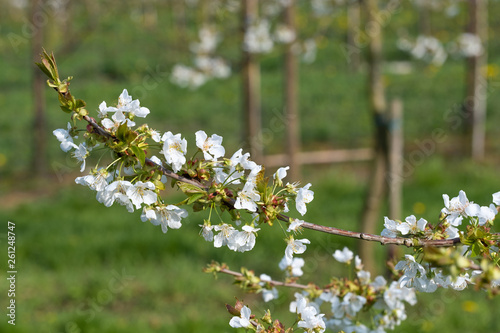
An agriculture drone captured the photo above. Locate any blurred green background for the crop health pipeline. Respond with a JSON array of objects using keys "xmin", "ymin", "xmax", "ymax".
[{"xmin": 1, "ymin": 1, "xmax": 500, "ymax": 332}]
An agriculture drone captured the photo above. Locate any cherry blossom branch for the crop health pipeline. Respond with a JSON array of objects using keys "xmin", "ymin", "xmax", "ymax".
[
  {"xmin": 83, "ymin": 112, "xmax": 466, "ymax": 249},
  {"xmin": 84, "ymin": 114, "xmax": 209, "ymax": 190},
  {"xmin": 43, "ymin": 52, "xmax": 494, "ymax": 251}
]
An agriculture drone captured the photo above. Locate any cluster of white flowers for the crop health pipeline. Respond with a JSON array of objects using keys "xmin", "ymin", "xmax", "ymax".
[
  {"xmin": 273, "ymin": 24, "xmax": 296, "ymax": 44},
  {"xmin": 291, "ymin": 293, "xmax": 326, "ymax": 332},
  {"xmin": 398, "ymin": 31, "xmax": 485, "ymax": 67},
  {"xmin": 395, "ymin": 254, "xmax": 480, "ymax": 293},
  {"xmin": 55, "ymin": 88, "xmax": 150, "ymax": 171},
  {"xmin": 53, "ymin": 123, "xmax": 90, "ymax": 172},
  {"xmin": 279, "ymin": 256, "xmax": 305, "ymax": 277},
  {"xmin": 171, "ymin": 26, "xmax": 231, "ymax": 89},
  {"xmin": 200, "ymin": 223, "xmax": 261, "ymax": 253},
  {"xmin": 381, "ymin": 190, "xmax": 498, "ymax": 240},
  {"xmin": 301, "ymin": 38, "xmax": 317, "ymax": 64},
  {"xmin": 441, "ymin": 190, "xmax": 498, "ymax": 237},
  {"xmin": 170, "ymin": 65, "xmax": 207, "ymax": 90},
  {"xmin": 98, "ymin": 89, "xmax": 150, "ymax": 128},
  {"xmin": 244, "ymin": 19, "xmax": 275, "ymax": 54},
  {"xmin": 141, "ymin": 204, "xmax": 188, "ymax": 234},
  {"xmin": 381, "ymin": 215, "xmax": 428, "ymax": 239},
  {"xmin": 259, "ymin": 274, "xmax": 279, "ymax": 302},
  {"xmin": 54, "ymin": 89, "xmax": 316, "ymax": 247},
  {"xmin": 454, "ymin": 33, "xmax": 483, "ymax": 57},
  {"xmin": 241, "ymin": 247, "xmax": 386, "ymax": 332},
  {"xmin": 408, "ymin": 36, "xmax": 448, "ymax": 66},
  {"xmin": 302, "ymin": 251, "xmax": 417, "ymax": 333}
]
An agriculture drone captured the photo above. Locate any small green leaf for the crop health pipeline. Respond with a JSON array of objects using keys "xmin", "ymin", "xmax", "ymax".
[
  {"xmin": 178, "ymin": 182, "xmax": 206, "ymax": 195},
  {"xmin": 153, "ymin": 179, "xmax": 165, "ymax": 191},
  {"xmin": 187, "ymin": 193, "xmax": 206, "ymax": 205},
  {"xmin": 130, "ymin": 146, "xmax": 146, "ymax": 166},
  {"xmin": 116, "ymin": 123, "xmax": 129, "ymax": 142},
  {"xmin": 125, "ymin": 131, "xmax": 138, "ymax": 144},
  {"xmin": 75, "ymin": 99, "xmax": 86, "ymax": 108},
  {"xmin": 60, "ymin": 105, "xmax": 72, "ymax": 113},
  {"xmin": 35, "ymin": 61, "xmax": 53, "ymax": 79}
]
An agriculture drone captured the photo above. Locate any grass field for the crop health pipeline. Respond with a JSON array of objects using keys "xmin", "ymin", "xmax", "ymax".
[{"xmin": 1, "ymin": 1, "xmax": 500, "ymax": 332}]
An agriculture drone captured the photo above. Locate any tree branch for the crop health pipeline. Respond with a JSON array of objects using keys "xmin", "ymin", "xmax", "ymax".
[
  {"xmin": 82, "ymin": 114, "xmax": 470, "ymax": 249},
  {"xmin": 298, "ymin": 221, "xmax": 462, "ymax": 247}
]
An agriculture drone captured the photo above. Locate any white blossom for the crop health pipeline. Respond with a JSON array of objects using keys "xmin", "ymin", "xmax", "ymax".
[
  {"xmin": 287, "ymin": 218, "xmax": 304, "ymax": 232},
  {"xmin": 370, "ymin": 275, "xmax": 387, "ymax": 291},
  {"xmin": 413, "ymin": 276, "xmax": 438, "ymax": 293},
  {"xmin": 333, "ymin": 247, "xmax": 354, "ymax": 263},
  {"xmin": 274, "ymin": 166, "xmax": 289, "ymax": 185},
  {"xmin": 274, "ymin": 24, "xmax": 296, "ymax": 44},
  {"xmin": 302, "ymin": 38, "xmax": 317, "ymax": 64},
  {"xmin": 383, "ymin": 281, "xmax": 417, "ymax": 310},
  {"xmin": 357, "ymin": 270, "xmax": 371, "ymax": 285},
  {"xmin": 233, "ymin": 225, "xmax": 260, "ymax": 252},
  {"xmin": 410, "ymin": 35, "xmax": 447, "ymax": 66},
  {"xmin": 450, "ymin": 274, "xmax": 470, "ymax": 291},
  {"xmin": 395, "ymin": 255, "xmax": 426, "ymax": 288},
  {"xmin": 354, "ymin": 255, "xmax": 363, "ymax": 271},
  {"xmin": 195, "ymin": 130, "xmax": 225, "ymax": 161},
  {"xmin": 75, "ymin": 168, "xmax": 109, "ymax": 192},
  {"xmin": 126, "ymin": 181, "xmax": 157, "ymax": 209},
  {"xmin": 259, "ymin": 274, "xmax": 279, "ymax": 302},
  {"xmin": 234, "ymin": 180, "xmax": 260, "ymax": 212},
  {"xmin": 190, "ymin": 26, "xmax": 220, "ymax": 54},
  {"xmin": 200, "ymin": 224, "xmax": 214, "ymax": 242},
  {"xmin": 284, "ymin": 237, "xmax": 310, "ymax": 265},
  {"xmin": 99, "ymin": 89, "xmax": 149, "ymax": 121},
  {"xmin": 330, "ymin": 292, "xmax": 367, "ymax": 319},
  {"xmin": 397, "ymin": 215, "xmax": 427, "ymax": 235},
  {"xmin": 160, "ymin": 131, "xmax": 187, "ymax": 172},
  {"xmin": 71, "ymin": 142, "xmax": 89, "ymax": 172},
  {"xmin": 456, "ymin": 33, "xmax": 483, "ymax": 57},
  {"xmin": 170, "ymin": 64, "xmax": 207, "ymax": 89},
  {"xmin": 213, "ymin": 224, "xmax": 237, "ymax": 248},
  {"xmin": 381, "ymin": 217, "xmax": 400, "ymax": 238},
  {"xmin": 279, "ymin": 256, "xmax": 305, "ymax": 277},
  {"xmin": 101, "ymin": 180, "xmax": 134, "ymax": 212},
  {"xmin": 53, "ymin": 122, "xmax": 75, "ymax": 152},
  {"xmin": 296, "ymin": 183, "xmax": 314, "ymax": 216},
  {"xmin": 141, "ymin": 205, "xmax": 188, "ymax": 233},
  {"xmin": 194, "ymin": 56, "xmax": 231, "ymax": 79},
  {"xmin": 492, "ymin": 191, "xmax": 500, "ymax": 205},
  {"xmin": 442, "ymin": 190, "xmax": 470, "ymax": 226},
  {"xmin": 229, "ymin": 305, "xmax": 251, "ymax": 328},
  {"xmin": 465, "ymin": 203, "xmax": 497, "ymax": 225},
  {"xmin": 292, "ymin": 294, "xmax": 326, "ymax": 333},
  {"xmin": 244, "ymin": 20, "xmax": 274, "ymax": 54}
]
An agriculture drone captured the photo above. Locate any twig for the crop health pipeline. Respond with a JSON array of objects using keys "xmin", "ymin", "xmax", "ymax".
[{"xmin": 298, "ymin": 221, "xmax": 463, "ymax": 247}]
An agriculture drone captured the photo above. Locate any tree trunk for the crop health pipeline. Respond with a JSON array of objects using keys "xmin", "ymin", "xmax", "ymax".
[
  {"xmin": 358, "ymin": 0, "xmax": 388, "ymax": 274},
  {"xmin": 284, "ymin": 1, "xmax": 300, "ymax": 181},
  {"xmin": 347, "ymin": 0, "xmax": 361, "ymax": 72},
  {"xmin": 387, "ymin": 99, "xmax": 403, "ymax": 263},
  {"xmin": 241, "ymin": 0, "xmax": 263, "ymax": 162},
  {"xmin": 464, "ymin": 0, "xmax": 488, "ymax": 160}
]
